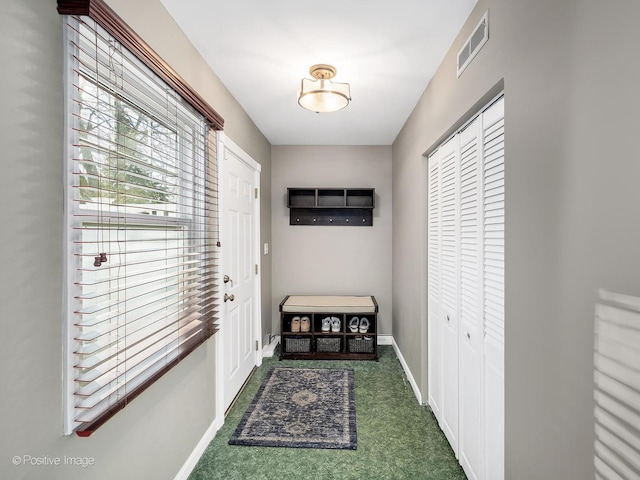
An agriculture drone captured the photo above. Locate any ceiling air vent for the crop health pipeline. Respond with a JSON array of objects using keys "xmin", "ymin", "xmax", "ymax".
[{"xmin": 457, "ymin": 11, "xmax": 489, "ymax": 77}]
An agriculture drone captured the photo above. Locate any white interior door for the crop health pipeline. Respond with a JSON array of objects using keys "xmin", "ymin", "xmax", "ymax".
[{"xmin": 219, "ymin": 135, "xmax": 261, "ymax": 414}]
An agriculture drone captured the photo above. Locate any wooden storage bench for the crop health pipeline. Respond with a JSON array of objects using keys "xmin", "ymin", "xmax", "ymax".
[{"xmin": 279, "ymin": 295, "xmax": 378, "ymax": 360}]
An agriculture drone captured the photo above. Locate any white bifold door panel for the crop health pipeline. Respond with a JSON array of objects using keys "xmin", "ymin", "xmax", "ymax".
[
  {"xmin": 440, "ymin": 135, "xmax": 460, "ymax": 452},
  {"xmin": 458, "ymin": 116, "xmax": 483, "ymax": 480},
  {"xmin": 427, "ymin": 96, "xmax": 504, "ymax": 480},
  {"xmin": 482, "ymin": 99, "xmax": 505, "ymax": 480},
  {"xmin": 427, "ymin": 150, "xmax": 443, "ymax": 423}
]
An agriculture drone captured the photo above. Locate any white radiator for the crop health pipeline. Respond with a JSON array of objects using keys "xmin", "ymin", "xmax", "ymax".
[{"xmin": 594, "ymin": 289, "xmax": 640, "ymax": 480}]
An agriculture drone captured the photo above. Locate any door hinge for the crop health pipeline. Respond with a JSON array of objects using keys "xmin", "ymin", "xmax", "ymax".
[
  {"xmin": 255, "ymin": 340, "xmax": 259, "ymax": 351},
  {"xmin": 254, "ymin": 188, "xmax": 259, "ymax": 199},
  {"xmin": 255, "ymin": 264, "xmax": 259, "ymax": 275}
]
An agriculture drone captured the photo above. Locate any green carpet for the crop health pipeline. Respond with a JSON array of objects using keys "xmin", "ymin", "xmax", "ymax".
[{"xmin": 188, "ymin": 346, "xmax": 466, "ymax": 480}]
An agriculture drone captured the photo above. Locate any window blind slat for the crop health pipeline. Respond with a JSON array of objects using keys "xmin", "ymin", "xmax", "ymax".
[
  {"xmin": 75, "ymin": 310, "xmax": 203, "ymax": 374},
  {"xmin": 75, "ymin": 316, "xmax": 204, "ymax": 394},
  {"xmin": 594, "ymin": 291, "xmax": 640, "ymax": 479},
  {"xmin": 595, "ymin": 401, "xmax": 640, "ymax": 451},
  {"xmin": 76, "ymin": 256, "xmax": 199, "ymax": 282},
  {"xmin": 74, "ymin": 288, "xmax": 203, "ymax": 340}
]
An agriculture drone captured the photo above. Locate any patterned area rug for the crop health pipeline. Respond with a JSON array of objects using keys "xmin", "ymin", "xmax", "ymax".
[{"xmin": 229, "ymin": 367, "xmax": 357, "ymax": 450}]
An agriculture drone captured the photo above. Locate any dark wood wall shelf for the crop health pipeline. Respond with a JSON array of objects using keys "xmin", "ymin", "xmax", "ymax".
[{"xmin": 287, "ymin": 188, "xmax": 375, "ymax": 226}]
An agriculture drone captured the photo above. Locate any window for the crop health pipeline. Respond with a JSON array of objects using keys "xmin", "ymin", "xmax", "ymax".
[{"xmin": 63, "ymin": 13, "xmax": 220, "ymax": 436}]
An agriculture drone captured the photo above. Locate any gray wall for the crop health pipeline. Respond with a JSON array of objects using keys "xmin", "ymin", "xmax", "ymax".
[
  {"xmin": 0, "ymin": 0, "xmax": 270, "ymax": 479},
  {"xmin": 271, "ymin": 146, "xmax": 392, "ymax": 336},
  {"xmin": 392, "ymin": 0, "xmax": 640, "ymax": 478}
]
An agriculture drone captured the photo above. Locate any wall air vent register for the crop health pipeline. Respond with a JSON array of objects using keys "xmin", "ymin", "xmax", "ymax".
[{"xmin": 457, "ymin": 11, "xmax": 489, "ymax": 77}]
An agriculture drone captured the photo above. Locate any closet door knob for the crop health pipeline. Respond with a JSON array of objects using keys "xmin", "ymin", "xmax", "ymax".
[
  {"xmin": 465, "ymin": 330, "xmax": 470, "ymax": 339},
  {"xmin": 224, "ymin": 293, "xmax": 235, "ymax": 302}
]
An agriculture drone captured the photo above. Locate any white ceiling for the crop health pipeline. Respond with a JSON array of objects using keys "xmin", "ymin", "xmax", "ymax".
[{"xmin": 160, "ymin": 0, "xmax": 477, "ymax": 146}]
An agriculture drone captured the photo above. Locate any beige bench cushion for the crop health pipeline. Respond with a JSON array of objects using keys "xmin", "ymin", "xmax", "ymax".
[{"xmin": 281, "ymin": 295, "xmax": 376, "ymax": 313}]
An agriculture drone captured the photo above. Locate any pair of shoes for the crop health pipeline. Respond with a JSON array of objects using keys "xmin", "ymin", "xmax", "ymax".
[
  {"xmin": 291, "ymin": 316, "xmax": 311, "ymax": 333},
  {"xmin": 321, "ymin": 316, "xmax": 341, "ymax": 332},
  {"xmin": 349, "ymin": 317, "xmax": 370, "ymax": 334}
]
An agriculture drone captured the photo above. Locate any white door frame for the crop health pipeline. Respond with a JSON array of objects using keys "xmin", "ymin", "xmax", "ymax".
[{"xmin": 214, "ymin": 132, "xmax": 262, "ymax": 427}]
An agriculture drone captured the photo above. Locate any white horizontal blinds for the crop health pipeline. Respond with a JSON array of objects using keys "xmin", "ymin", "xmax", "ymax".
[
  {"xmin": 459, "ymin": 118, "xmax": 481, "ymax": 330},
  {"xmin": 66, "ymin": 16, "xmax": 218, "ymax": 435},
  {"xmin": 482, "ymin": 98, "xmax": 505, "ymax": 347},
  {"xmin": 594, "ymin": 290, "xmax": 640, "ymax": 480},
  {"xmin": 440, "ymin": 137, "xmax": 459, "ymax": 316}
]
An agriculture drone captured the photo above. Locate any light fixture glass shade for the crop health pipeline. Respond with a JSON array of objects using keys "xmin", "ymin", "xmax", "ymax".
[{"xmin": 297, "ymin": 65, "xmax": 351, "ymax": 113}]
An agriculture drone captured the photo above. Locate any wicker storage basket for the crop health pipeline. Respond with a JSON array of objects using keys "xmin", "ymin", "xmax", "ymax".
[
  {"xmin": 285, "ymin": 337, "xmax": 311, "ymax": 353},
  {"xmin": 348, "ymin": 337, "xmax": 374, "ymax": 353},
  {"xmin": 316, "ymin": 337, "xmax": 341, "ymax": 353}
]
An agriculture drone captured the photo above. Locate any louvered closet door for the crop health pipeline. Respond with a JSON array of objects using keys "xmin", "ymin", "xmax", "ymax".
[
  {"xmin": 482, "ymin": 97, "xmax": 505, "ymax": 480},
  {"xmin": 458, "ymin": 117, "xmax": 483, "ymax": 480},
  {"xmin": 439, "ymin": 135, "xmax": 459, "ymax": 451},
  {"xmin": 427, "ymin": 149, "xmax": 443, "ymax": 423},
  {"xmin": 427, "ymin": 95, "xmax": 505, "ymax": 480}
]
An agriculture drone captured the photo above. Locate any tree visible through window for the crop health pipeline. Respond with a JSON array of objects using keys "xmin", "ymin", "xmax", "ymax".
[{"xmin": 77, "ymin": 76, "xmax": 175, "ymax": 212}]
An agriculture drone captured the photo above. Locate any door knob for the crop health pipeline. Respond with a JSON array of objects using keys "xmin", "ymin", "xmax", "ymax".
[
  {"xmin": 223, "ymin": 275, "xmax": 231, "ymax": 284},
  {"xmin": 224, "ymin": 293, "xmax": 235, "ymax": 302}
]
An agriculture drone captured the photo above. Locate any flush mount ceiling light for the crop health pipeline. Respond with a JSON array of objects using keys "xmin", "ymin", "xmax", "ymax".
[{"xmin": 298, "ymin": 64, "xmax": 351, "ymax": 113}]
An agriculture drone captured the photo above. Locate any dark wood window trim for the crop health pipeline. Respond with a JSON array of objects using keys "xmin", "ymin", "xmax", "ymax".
[{"xmin": 57, "ymin": 0, "xmax": 224, "ymax": 131}]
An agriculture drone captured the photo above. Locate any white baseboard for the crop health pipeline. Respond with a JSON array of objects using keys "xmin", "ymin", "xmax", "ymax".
[
  {"xmin": 174, "ymin": 416, "xmax": 223, "ymax": 480},
  {"xmin": 391, "ymin": 337, "xmax": 424, "ymax": 405},
  {"xmin": 377, "ymin": 333, "xmax": 393, "ymax": 345},
  {"xmin": 262, "ymin": 335, "xmax": 280, "ymax": 358}
]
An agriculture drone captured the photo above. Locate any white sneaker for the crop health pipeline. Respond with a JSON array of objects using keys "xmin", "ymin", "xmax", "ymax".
[
  {"xmin": 331, "ymin": 317, "xmax": 341, "ymax": 332},
  {"xmin": 349, "ymin": 317, "xmax": 360, "ymax": 332},
  {"xmin": 321, "ymin": 317, "xmax": 331, "ymax": 332},
  {"xmin": 359, "ymin": 317, "xmax": 370, "ymax": 333}
]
